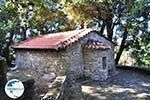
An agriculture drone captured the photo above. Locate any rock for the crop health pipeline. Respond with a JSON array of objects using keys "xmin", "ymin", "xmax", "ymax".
[
  {"xmin": 42, "ymin": 75, "xmax": 85, "ymax": 100},
  {"xmin": 41, "ymin": 76, "xmax": 66, "ymax": 100},
  {"xmin": 7, "ymin": 70, "xmax": 35, "ymax": 88},
  {"xmin": 49, "ymin": 76, "xmax": 66, "ymax": 88},
  {"xmin": 7, "ymin": 71, "xmax": 35, "ymax": 85},
  {"xmin": 57, "ymin": 73, "xmax": 84, "ymax": 100},
  {"xmin": 42, "ymin": 73, "xmax": 56, "ymax": 82}
]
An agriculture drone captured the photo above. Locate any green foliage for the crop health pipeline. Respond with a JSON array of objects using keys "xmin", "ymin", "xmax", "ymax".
[
  {"xmin": 0, "ymin": 0, "xmax": 149, "ymax": 66},
  {"xmin": 112, "ymin": 0, "xmax": 149, "ymax": 66},
  {"xmin": 61, "ymin": 0, "xmax": 112, "ymax": 25},
  {"xmin": 127, "ymin": 0, "xmax": 150, "ymax": 66},
  {"xmin": 130, "ymin": 34, "xmax": 150, "ymax": 66}
]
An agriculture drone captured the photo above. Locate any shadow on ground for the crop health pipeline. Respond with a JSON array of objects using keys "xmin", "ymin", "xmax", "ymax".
[
  {"xmin": 82, "ymin": 69, "xmax": 150, "ymax": 100},
  {"xmin": 0, "ymin": 68, "xmax": 150, "ymax": 100}
]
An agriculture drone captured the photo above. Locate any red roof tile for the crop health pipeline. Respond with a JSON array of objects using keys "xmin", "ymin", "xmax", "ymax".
[
  {"xmin": 13, "ymin": 28, "xmax": 94, "ymax": 50},
  {"xmin": 84, "ymin": 40, "xmax": 110, "ymax": 50}
]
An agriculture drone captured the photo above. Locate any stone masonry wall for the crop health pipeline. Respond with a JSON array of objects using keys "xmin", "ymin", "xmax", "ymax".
[
  {"xmin": 61, "ymin": 42, "xmax": 84, "ymax": 78},
  {"xmin": 15, "ymin": 32, "xmax": 115, "ymax": 83},
  {"xmin": 81, "ymin": 33, "xmax": 115, "ymax": 78},
  {"xmin": 83, "ymin": 49, "xmax": 108, "ymax": 81},
  {"xmin": 15, "ymin": 41, "xmax": 84, "ymax": 83},
  {"xmin": 84, "ymin": 48, "xmax": 115, "ymax": 78},
  {"xmin": 15, "ymin": 50, "xmax": 65, "ymax": 83},
  {"xmin": 107, "ymin": 49, "xmax": 116, "ymax": 76}
]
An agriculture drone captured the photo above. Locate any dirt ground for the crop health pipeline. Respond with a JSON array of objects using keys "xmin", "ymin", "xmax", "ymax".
[
  {"xmin": 82, "ymin": 69, "xmax": 150, "ymax": 100},
  {"xmin": 0, "ymin": 68, "xmax": 150, "ymax": 100}
]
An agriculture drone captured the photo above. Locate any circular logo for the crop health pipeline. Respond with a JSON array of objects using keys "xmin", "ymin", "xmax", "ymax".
[{"xmin": 5, "ymin": 79, "xmax": 24, "ymax": 99}]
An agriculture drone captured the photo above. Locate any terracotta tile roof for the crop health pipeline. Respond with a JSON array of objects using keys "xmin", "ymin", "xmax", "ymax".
[
  {"xmin": 13, "ymin": 28, "xmax": 94, "ymax": 50},
  {"xmin": 84, "ymin": 40, "xmax": 110, "ymax": 50}
]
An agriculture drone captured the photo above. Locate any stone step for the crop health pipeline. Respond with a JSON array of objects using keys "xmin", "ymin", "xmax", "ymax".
[{"xmin": 41, "ymin": 76, "xmax": 66, "ymax": 100}]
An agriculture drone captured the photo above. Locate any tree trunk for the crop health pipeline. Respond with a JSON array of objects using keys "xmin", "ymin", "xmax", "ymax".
[
  {"xmin": 115, "ymin": 28, "xmax": 128, "ymax": 64},
  {"xmin": 22, "ymin": 27, "xmax": 27, "ymax": 41},
  {"xmin": 105, "ymin": 14, "xmax": 113, "ymax": 40},
  {"xmin": 2, "ymin": 32, "xmax": 15, "ymax": 67},
  {"xmin": 99, "ymin": 20, "xmax": 105, "ymax": 35},
  {"xmin": 0, "ymin": 44, "xmax": 3, "ymax": 56},
  {"xmin": 57, "ymin": 73, "xmax": 84, "ymax": 100},
  {"xmin": 80, "ymin": 21, "xmax": 85, "ymax": 29},
  {"xmin": 3, "ymin": 43, "xmax": 11, "ymax": 67},
  {"xmin": 0, "ymin": 56, "xmax": 7, "ymax": 87}
]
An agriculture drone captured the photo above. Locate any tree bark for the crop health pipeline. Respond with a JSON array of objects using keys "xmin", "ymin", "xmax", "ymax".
[
  {"xmin": 99, "ymin": 20, "xmax": 105, "ymax": 35},
  {"xmin": 115, "ymin": 27, "xmax": 128, "ymax": 64},
  {"xmin": 2, "ymin": 32, "xmax": 15, "ymax": 67},
  {"xmin": 21, "ymin": 27, "xmax": 27, "ymax": 41},
  {"xmin": 80, "ymin": 21, "xmax": 85, "ymax": 29},
  {"xmin": 0, "ymin": 44, "xmax": 3, "ymax": 56},
  {"xmin": 0, "ymin": 56, "xmax": 7, "ymax": 87},
  {"xmin": 105, "ymin": 14, "xmax": 113, "ymax": 40}
]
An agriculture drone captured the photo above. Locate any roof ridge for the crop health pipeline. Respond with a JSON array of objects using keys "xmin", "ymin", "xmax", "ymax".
[
  {"xmin": 60, "ymin": 29, "xmax": 94, "ymax": 49},
  {"xmin": 12, "ymin": 28, "xmax": 95, "ymax": 50}
]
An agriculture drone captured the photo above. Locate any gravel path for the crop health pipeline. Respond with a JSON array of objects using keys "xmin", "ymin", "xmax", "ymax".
[{"xmin": 83, "ymin": 69, "xmax": 150, "ymax": 100}]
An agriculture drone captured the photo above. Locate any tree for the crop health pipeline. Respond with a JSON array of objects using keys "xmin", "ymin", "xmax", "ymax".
[
  {"xmin": 0, "ymin": 0, "xmax": 149, "ymax": 66},
  {"xmin": 0, "ymin": 0, "xmax": 67, "ymax": 66},
  {"xmin": 59, "ymin": 0, "xmax": 150, "ymax": 65}
]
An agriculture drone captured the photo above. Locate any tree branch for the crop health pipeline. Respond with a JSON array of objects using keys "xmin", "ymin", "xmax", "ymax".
[{"xmin": 115, "ymin": 27, "xmax": 128, "ymax": 64}]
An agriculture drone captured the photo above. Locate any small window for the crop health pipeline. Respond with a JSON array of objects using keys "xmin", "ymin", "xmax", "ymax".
[{"xmin": 102, "ymin": 57, "xmax": 107, "ymax": 69}]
